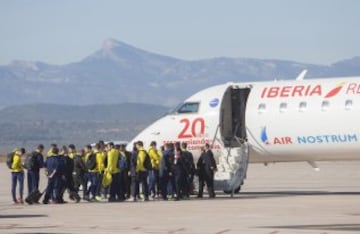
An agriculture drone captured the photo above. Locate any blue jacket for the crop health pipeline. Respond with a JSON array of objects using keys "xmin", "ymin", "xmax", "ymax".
[{"xmin": 44, "ymin": 155, "xmax": 60, "ymax": 177}]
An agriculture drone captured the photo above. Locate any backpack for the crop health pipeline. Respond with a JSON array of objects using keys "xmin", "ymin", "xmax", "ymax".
[
  {"xmin": 118, "ymin": 155, "xmax": 128, "ymax": 171},
  {"xmin": 6, "ymin": 152, "xmax": 15, "ymax": 169},
  {"xmin": 25, "ymin": 152, "xmax": 38, "ymax": 170},
  {"xmin": 142, "ymin": 150, "xmax": 152, "ymax": 170},
  {"xmin": 85, "ymin": 153, "xmax": 97, "ymax": 170}
]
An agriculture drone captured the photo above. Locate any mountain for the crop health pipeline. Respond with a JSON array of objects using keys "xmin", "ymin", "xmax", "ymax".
[
  {"xmin": 1, "ymin": 38, "xmax": 360, "ymax": 107},
  {"xmin": 0, "ymin": 103, "xmax": 168, "ymax": 153}
]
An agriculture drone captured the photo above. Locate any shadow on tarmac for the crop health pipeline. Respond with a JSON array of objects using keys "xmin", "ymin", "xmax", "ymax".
[
  {"xmin": 0, "ymin": 214, "xmax": 47, "ymax": 219},
  {"xmin": 260, "ymin": 223, "xmax": 360, "ymax": 232},
  {"xmin": 197, "ymin": 190, "xmax": 360, "ymax": 200}
]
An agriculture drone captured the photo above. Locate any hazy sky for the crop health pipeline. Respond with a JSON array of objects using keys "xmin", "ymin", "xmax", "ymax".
[{"xmin": 1, "ymin": 0, "xmax": 359, "ymax": 65}]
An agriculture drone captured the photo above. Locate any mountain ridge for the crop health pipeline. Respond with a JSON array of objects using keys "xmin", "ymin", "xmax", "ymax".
[{"xmin": 1, "ymin": 38, "xmax": 360, "ymax": 107}]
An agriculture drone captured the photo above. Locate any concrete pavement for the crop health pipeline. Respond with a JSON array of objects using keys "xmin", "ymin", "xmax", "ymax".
[{"xmin": 1, "ymin": 161, "xmax": 360, "ymax": 234}]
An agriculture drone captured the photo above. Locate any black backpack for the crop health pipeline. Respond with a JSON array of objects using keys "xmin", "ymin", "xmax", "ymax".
[
  {"xmin": 142, "ymin": 150, "xmax": 152, "ymax": 170},
  {"xmin": 25, "ymin": 152, "xmax": 38, "ymax": 170},
  {"xmin": 85, "ymin": 153, "xmax": 97, "ymax": 170},
  {"xmin": 6, "ymin": 152, "xmax": 15, "ymax": 169}
]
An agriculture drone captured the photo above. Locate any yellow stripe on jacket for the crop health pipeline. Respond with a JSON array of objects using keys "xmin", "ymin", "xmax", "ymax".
[
  {"xmin": 107, "ymin": 148, "xmax": 120, "ymax": 174},
  {"xmin": 10, "ymin": 153, "xmax": 24, "ymax": 173},
  {"xmin": 148, "ymin": 147, "xmax": 161, "ymax": 170},
  {"xmin": 136, "ymin": 147, "xmax": 147, "ymax": 172}
]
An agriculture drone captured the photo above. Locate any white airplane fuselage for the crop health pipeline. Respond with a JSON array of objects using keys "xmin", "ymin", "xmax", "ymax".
[{"xmin": 128, "ymin": 77, "xmax": 360, "ymax": 165}]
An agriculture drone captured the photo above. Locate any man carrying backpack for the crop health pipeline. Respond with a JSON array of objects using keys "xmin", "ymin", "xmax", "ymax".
[
  {"xmin": 25, "ymin": 144, "xmax": 44, "ymax": 196},
  {"xmin": 8, "ymin": 148, "xmax": 26, "ymax": 204}
]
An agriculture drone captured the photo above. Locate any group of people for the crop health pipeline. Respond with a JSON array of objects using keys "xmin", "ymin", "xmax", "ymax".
[{"xmin": 8, "ymin": 140, "xmax": 217, "ymax": 205}]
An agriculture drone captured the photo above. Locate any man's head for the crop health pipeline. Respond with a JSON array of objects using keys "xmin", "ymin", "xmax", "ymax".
[
  {"xmin": 37, "ymin": 144, "xmax": 44, "ymax": 153},
  {"xmin": 84, "ymin": 145, "xmax": 92, "ymax": 153},
  {"xmin": 119, "ymin": 144, "xmax": 126, "ymax": 152},
  {"xmin": 107, "ymin": 142, "xmax": 114, "ymax": 151},
  {"xmin": 52, "ymin": 146, "xmax": 59, "ymax": 155},
  {"xmin": 150, "ymin": 141, "xmax": 157, "ymax": 148},
  {"xmin": 136, "ymin": 141, "xmax": 144, "ymax": 149},
  {"xmin": 94, "ymin": 143, "xmax": 101, "ymax": 151},
  {"xmin": 68, "ymin": 144, "xmax": 76, "ymax": 153},
  {"xmin": 181, "ymin": 142, "xmax": 187, "ymax": 150}
]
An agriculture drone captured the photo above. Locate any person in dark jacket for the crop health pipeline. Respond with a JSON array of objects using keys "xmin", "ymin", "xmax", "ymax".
[
  {"xmin": 71, "ymin": 146, "xmax": 88, "ymax": 200},
  {"xmin": 181, "ymin": 142, "xmax": 195, "ymax": 198},
  {"xmin": 160, "ymin": 143, "xmax": 176, "ymax": 200},
  {"xmin": 120, "ymin": 144, "xmax": 132, "ymax": 199},
  {"xmin": 197, "ymin": 144, "xmax": 217, "ymax": 198},
  {"xmin": 173, "ymin": 147, "xmax": 188, "ymax": 200},
  {"xmin": 27, "ymin": 144, "xmax": 44, "ymax": 196},
  {"xmin": 59, "ymin": 146, "xmax": 80, "ymax": 203},
  {"xmin": 127, "ymin": 143, "xmax": 138, "ymax": 202},
  {"xmin": 43, "ymin": 147, "xmax": 62, "ymax": 204}
]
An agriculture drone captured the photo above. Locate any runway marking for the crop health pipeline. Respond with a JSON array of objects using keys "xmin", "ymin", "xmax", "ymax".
[
  {"xmin": 168, "ymin": 227, "xmax": 185, "ymax": 233},
  {"xmin": 215, "ymin": 229, "xmax": 231, "ymax": 234}
]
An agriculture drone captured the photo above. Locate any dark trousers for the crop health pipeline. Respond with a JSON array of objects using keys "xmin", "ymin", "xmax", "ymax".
[
  {"xmin": 131, "ymin": 175, "xmax": 139, "ymax": 198},
  {"xmin": 61, "ymin": 173, "xmax": 77, "ymax": 197},
  {"xmin": 27, "ymin": 170, "xmax": 40, "ymax": 195},
  {"xmin": 136, "ymin": 171, "xmax": 149, "ymax": 198},
  {"xmin": 198, "ymin": 171, "xmax": 215, "ymax": 198},
  {"xmin": 175, "ymin": 173, "xmax": 185, "ymax": 199},
  {"xmin": 109, "ymin": 173, "xmax": 121, "ymax": 200},
  {"xmin": 44, "ymin": 175, "xmax": 61, "ymax": 202},
  {"xmin": 11, "ymin": 172, "xmax": 24, "ymax": 202},
  {"xmin": 161, "ymin": 171, "xmax": 176, "ymax": 199},
  {"xmin": 123, "ymin": 171, "xmax": 131, "ymax": 198},
  {"xmin": 73, "ymin": 173, "xmax": 87, "ymax": 199}
]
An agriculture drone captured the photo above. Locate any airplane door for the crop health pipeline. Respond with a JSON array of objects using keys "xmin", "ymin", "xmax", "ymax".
[{"xmin": 220, "ymin": 86, "xmax": 251, "ymax": 147}]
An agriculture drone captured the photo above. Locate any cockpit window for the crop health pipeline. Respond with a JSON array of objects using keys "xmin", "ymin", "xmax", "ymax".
[{"xmin": 175, "ymin": 102, "xmax": 200, "ymax": 114}]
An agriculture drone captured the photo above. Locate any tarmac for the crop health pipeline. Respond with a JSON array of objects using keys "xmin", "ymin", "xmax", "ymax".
[{"xmin": 1, "ymin": 161, "xmax": 360, "ymax": 234}]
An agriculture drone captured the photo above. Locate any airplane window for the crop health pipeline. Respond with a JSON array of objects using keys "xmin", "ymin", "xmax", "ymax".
[
  {"xmin": 258, "ymin": 103, "xmax": 266, "ymax": 113},
  {"xmin": 176, "ymin": 102, "xmax": 200, "ymax": 114},
  {"xmin": 279, "ymin": 103, "xmax": 287, "ymax": 113},
  {"xmin": 345, "ymin": 100, "xmax": 353, "ymax": 110},
  {"xmin": 321, "ymin": 101, "xmax": 330, "ymax": 111},
  {"xmin": 299, "ymin": 102, "xmax": 307, "ymax": 112}
]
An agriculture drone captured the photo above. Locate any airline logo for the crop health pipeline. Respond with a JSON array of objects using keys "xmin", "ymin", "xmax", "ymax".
[
  {"xmin": 261, "ymin": 82, "xmax": 346, "ymax": 99},
  {"xmin": 261, "ymin": 126, "xmax": 357, "ymax": 145}
]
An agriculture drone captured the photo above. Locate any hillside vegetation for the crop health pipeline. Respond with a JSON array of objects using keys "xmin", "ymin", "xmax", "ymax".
[{"xmin": 0, "ymin": 103, "xmax": 168, "ymax": 153}]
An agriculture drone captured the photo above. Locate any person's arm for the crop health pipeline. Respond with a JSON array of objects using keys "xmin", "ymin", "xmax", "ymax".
[
  {"xmin": 209, "ymin": 151, "xmax": 217, "ymax": 171},
  {"xmin": 37, "ymin": 153, "xmax": 44, "ymax": 168}
]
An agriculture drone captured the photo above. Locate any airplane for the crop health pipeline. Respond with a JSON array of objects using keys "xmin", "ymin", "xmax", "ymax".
[{"xmin": 127, "ymin": 71, "xmax": 360, "ymax": 194}]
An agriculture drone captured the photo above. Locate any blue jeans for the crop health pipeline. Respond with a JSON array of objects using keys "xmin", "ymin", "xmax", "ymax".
[
  {"xmin": 89, "ymin": 172, "xmax": 100, "ymax": 198},
  {"xmin": 27, "ymin": 170, "xmax": 40, "ymax": 195},
  {"xmin": 11, "ymin": 172, "xmax": 24, "ymax": 202}
]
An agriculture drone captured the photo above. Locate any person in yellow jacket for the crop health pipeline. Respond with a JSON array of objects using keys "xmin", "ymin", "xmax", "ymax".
[
  {"xmin": 136, "ymin": 141, "xmax": 150, "ymax": 201},
  {"xmin": 87, "ymin": 143, "xmax": 104, "ymax": 202},
  {"xmin": 10, "ymin": 148, "xmax": 26, "ymax": 204},
  {"xmin": 148, "ymin": 141, "xmax": 161, "ymax": 198},
  {"xmin": 106, "ymin": 142, "xmax": 121, "ymax": 202}
]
